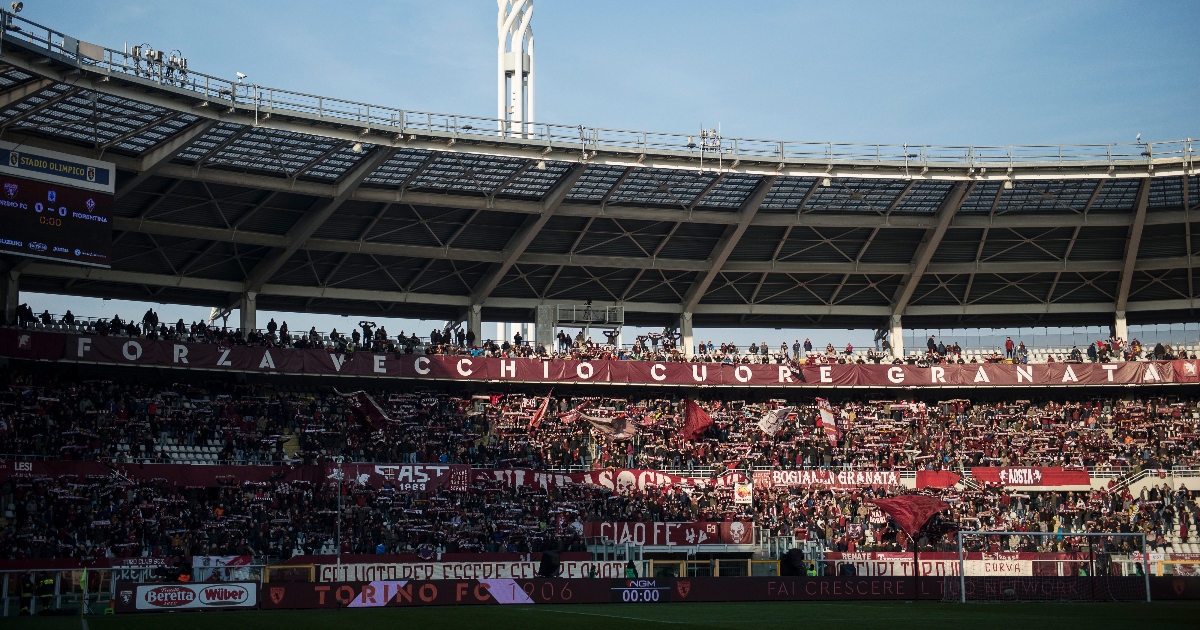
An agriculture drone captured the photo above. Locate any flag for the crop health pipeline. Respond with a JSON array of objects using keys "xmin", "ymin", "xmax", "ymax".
[
  {"xmin": 528, "ymin": 391, "xmax": 553, "ymax": 436},
  {"xmin": 584, "ymin": 412, "xmax": 636, "ymax": 441},
  {"xmin": 816, "ymin": 397, "xmax": 839, "ymax": 446},
  {"xmin": 757, "ymin": 406, "xmax": 792, "ymax": 436},
  {"xmin": 558, "ymin": 400, "xmax": 590, "ymax": 424},
  {"xmin": 680, "ymin": 399, "xmax": 713, "ymax": 442},
  {"xmin": 336, "ymin": 390, "xmax": 394, "ymax": 429},
  {"xmin": 733, "ymin": 481, "xmax": 754, "ymax": 504},
  {"xmin": 870, "ymin": 495, "xmax": 950, "ymax": 536}
]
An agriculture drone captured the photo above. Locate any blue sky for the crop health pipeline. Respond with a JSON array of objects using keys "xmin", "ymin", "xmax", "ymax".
[{"xmin": 21, "ymin": 1, "xmax": 1200, "ymax": 348}]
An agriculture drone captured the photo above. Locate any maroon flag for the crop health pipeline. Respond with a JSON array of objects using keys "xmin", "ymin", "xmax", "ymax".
[
  {"xmin": 528, "ymin": 391, "xmax": 553, "ymax": 436},
  {"xmin": 870, "ymin": 495, "xmax": 950, "ymax": 536},
  {"xmin": 558, "ymin": 400, "xmax": 590, "ymax": 425},
  {"xmin": 680, "ymin": 399, "xmax": 713, "ymax": 442},
  {"xmin": 336, "ymin": 390, "xmax": 393, "ymax": 429}
]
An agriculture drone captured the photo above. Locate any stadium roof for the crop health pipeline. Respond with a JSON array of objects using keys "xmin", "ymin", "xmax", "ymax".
[{"xmin": 0, "ymin": 12, "xmax": 1196, "ymax": 330}]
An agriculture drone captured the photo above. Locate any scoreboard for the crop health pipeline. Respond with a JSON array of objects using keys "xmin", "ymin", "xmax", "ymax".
[
  {"xmin": 611, "ymin": 579, "xmax": 671, "ymax": 603},
  {"xmin": 0, "ymin": 141, "xmax": 114, "ymax": 267}
]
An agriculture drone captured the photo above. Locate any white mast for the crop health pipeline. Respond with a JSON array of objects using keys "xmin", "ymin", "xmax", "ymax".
[{"xmin": 497, "ymin": 0, "xmax": 534, "ymax": 137}]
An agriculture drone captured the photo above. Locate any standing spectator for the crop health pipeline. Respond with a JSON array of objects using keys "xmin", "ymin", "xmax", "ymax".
[
  {"xmin": 792, "ymin": 340, "xmax": 801, "ymax": 359},
  {"xmin": 1087, "ymin": 342, "xmax": 1098, "ymax": 362},
  {"xmin": 1004, "ymin": 336, "xmax": 1015, "ymax": 359},
  {"xmin": 803, "ymin": 338, "xmax": 812, "ymax": 354}
]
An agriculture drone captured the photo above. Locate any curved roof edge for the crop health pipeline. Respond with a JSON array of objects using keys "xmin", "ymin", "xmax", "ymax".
[{"xmin": 1, "ymin": 10, "xmax": 1195, "ymax": 181}]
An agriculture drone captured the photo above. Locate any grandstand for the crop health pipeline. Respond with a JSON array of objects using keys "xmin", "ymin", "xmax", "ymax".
[{"xmin": 0, "ymin": 5, "xmax": 1198, "ymax": 621}]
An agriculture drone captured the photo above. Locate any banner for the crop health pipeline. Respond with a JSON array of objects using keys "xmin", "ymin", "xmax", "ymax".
[
  {"xmin": 193, "ymin": 555, "xmax": 253, "ymax": 581},
  {"xmin": 582, "ymin": 521, "xmax": 755, "ymax": 546},
  {"xmin": 318, "ymin": 561, "xmax": 628, "ymax": 583},
  {"xmin": 914, "ymin": 470, "xmax": 961, "ymax": 489},
  {"xmin": 970, "ymin": 467, "xmax": 1091, "ymax": 487},
  {"xmin": 752, "ymin": 469, "xmax": 901, "ymax": 489},
  {"xmin": 472, "ymin": 468, "xmax": 748, "ymax": 493},
  {"xmin": 114, "ymin": 582, "xmax": 257, "ymax": 612},
  {"xmin": 824, "ymin": 552, "xmax": 1093, "ymax": 577},
  {"xmin": 331, "ymin": 463, "xmax": 470, "ymax": 492},
  {"xmin": 2, "ymin": 329, "xmax": 1190, "ymax": 388}
]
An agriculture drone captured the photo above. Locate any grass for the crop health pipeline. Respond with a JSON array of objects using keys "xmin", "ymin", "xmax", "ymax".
[{"xmin": 6, "ymin": 601, "xmax": 1200, "ymax": 630}]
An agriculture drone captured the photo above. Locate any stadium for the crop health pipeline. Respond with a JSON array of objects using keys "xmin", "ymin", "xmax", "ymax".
[{"xmin": 0, "ymin": 1, "xmax": 1198, "ymax": 627}]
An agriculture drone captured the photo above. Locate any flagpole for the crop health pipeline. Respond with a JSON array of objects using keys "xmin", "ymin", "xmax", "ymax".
[{"xmin": 330, "ymin": 456, "xmax": 345, "ymax": 578}]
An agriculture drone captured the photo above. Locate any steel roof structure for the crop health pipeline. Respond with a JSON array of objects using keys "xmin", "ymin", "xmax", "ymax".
[{"xmin": 0, "ymin": 12, "xmax": 1196, "ymax": 333}]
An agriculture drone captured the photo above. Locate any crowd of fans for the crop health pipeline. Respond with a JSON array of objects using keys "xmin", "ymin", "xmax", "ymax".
[
  {"xmin": 0, "ymin": 366, "xmax": 1198, "ymax": 562},
  {"xmin": 9, "ymin": 306, "xmax": 1196, "ymax": 365},
  {"xmin": 5, "ymin": 373, "xmax": 1200, "ymax": 472}
]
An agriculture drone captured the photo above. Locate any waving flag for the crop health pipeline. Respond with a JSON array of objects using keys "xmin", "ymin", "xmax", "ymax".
[
  {"xmin": 757, "ymin": 406, "xmax": 792, "ymax": 436},
  {"xmin": 680, "ymin": 399, "xmax": 714, "ymax": 442},
  {"xmin": 816, "ymin": 397, "xmax": 839, "ymax": 445},
  {"xmin": 528, "ymin": 391, "xmax": 553, "ymax": 436},
  {"xmin": 336, "ymin": 390, "xmax": 394, "ymax": 429}
]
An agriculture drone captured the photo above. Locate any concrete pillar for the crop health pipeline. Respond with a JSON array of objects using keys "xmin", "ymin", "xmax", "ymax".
[
  {"xmin": 239, "ymin": 292, "xmax": 257, "ymax": 332},
  {"xmin": 495, "ymin": 322, "xmax": 504, "ymax": 344},
  {"xmin": 679, "ymin": 312, "xmax": 694, "ymax": 358},
  {"xmin": 466, "ymin": 304, "xmax": 482, "ymax": 347},
  {"xmin": 535, "ymin": 304, "xmax": 555, "ymax": 349},
  {"xmin": 1113, "ymin": 310, "xmax": 1128, "ymax": 342},
  {"xmin": 1, "ymin": 267, "xmax": 17, "ymax": 326},
  {"xmin": 890, "ymin": 314, "xmax": 903, "ymax": 358}
]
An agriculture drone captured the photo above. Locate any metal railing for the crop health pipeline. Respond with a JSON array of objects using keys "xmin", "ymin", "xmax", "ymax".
[{"xmin": 2, "ymin": 11, "xmax": 1194, "ymax": 170}]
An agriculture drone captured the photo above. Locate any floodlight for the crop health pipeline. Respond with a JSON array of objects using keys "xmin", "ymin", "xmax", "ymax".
[
  {"xmin": 351, "ymin": 142, "xmax": 364, "ymax": 154},
  {"xmin": 236, "ymin": 72, "xmax": 247, "ymax": 83},
  {"xmin": 10, "ymin": 2, "xmax": 22, "ymax": 13}
]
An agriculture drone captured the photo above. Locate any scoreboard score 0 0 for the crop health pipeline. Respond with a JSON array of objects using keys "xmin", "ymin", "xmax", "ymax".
[
  {"xmin": 611, "ymin": 579, "xmax": 670, "ymax": 603},
  {"xmin": 0, "ymin": 140, "xmax": 114, "ymax": 268}
]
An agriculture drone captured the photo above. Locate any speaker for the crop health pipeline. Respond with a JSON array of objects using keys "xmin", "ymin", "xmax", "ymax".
[
  {"xmin": 780, "ymin": 548, "xmax": 806, "ymax": 576},
  {"xmin": 537, "ymin": 551, "xmax": 561, "ymax": 578}
]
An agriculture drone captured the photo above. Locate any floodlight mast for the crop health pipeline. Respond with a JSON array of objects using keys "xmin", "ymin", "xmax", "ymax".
[{"xmin": 498, "ymin": 0, "xmax": 534, "ymax": 138}]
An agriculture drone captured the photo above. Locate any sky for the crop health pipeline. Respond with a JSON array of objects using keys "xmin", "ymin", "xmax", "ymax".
[{"xmin": 19, "ymin": 1, "xmax": 1200, "ymax": 349}]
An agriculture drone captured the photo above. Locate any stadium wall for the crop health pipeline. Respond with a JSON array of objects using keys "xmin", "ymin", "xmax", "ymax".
[{"xmin": 111, "ymin": 576, "xmax": 1200, "ymax": 611}]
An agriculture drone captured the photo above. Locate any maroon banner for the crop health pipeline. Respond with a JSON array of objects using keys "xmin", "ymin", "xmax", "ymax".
[
  {"xmin": 582, "ymin": 521, "xmax": 755, "ymax": 546},
  {"xmin": 332, "ymin": 463, "xmax": 470, "ymax": 492},
  {"xmin": 970, "ymin": 466, "xmax": 1091, "ymax": 487},
  {"xmin": 472, "ymin": 468, "xmax": 747, "ymax": 492},
  {"xmin": 1, "ymin": 329, "xmax": 1192, "ymax": 388},
  {"xmin": 915, "ymin": 469, "xmax": 961, "ymax": 489},
  {"xmin": 752, "ymin": 469, "xmax": 901, "ymax": 489}
]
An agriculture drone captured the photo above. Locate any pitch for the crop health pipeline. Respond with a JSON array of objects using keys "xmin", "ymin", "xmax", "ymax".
[{"xmin": 10, "ymin": 601, "xmax": 1200, "ymax": 630}]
